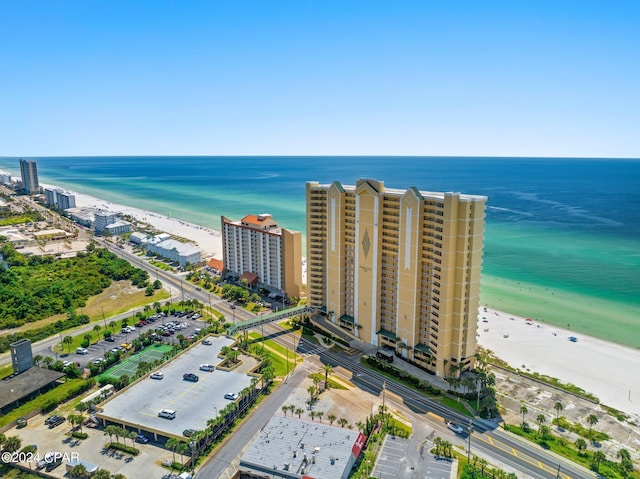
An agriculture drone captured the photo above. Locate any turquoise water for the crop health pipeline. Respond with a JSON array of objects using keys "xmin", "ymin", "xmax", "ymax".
[{"xmin": 1, "ymin": 156, "xmax": 639, "ymax": 346}]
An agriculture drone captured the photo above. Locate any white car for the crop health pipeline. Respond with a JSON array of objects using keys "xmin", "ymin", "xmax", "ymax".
[
  {"xmin": 202, "ymin": 339, "xmax": 212, "ymax": 345},
  {"xmin": 447, "ymin": 422, "xmax": 464, "ymax": 434},
  {"xmin": 150, "ymin": 371, "xmax": 164, "ymax": 380},
  {"xmin": 199, "ymin": 364, "xmax": 215, "ymax": 372},
  {"xmin": 76, "ymin": 347, "xmax": 89, "ymax": 355},
  {"xmin": 224, "ymin": 392, "xmax": 239, "ymax": 400}
]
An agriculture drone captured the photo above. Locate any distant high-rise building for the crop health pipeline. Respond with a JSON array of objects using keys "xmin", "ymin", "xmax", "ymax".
[
  {"xmin": 222, "ymin": 214, "xmax": 302, "ymax": 299},
  {"xmin": 10, "ymin": 339, "xmax": 34, "ymax": 374},
  {"xmin": 306, "ymin": 179, "xmax": 487, "ymax": 378},
  {"xmin": 19, "ymin": 159, "xmax": 39, "ymax": 194}
]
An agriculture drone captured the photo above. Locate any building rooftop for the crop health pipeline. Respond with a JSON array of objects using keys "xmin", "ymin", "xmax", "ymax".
[
  {"xmin": 155, "ymin": 239, "xmax": 200, "ymax": 256},
  {"xmin": 0, "ymin": 367, "xmax": 65, "ymax": 411},
  {"xmin": 239, "ymin": 415, "xmax": 365, "ymax": 479}
]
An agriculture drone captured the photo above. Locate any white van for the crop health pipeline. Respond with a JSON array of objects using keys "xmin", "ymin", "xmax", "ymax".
[{"xmin": 158, "ymin": 409, "xmax": 176, "ymax": 419}]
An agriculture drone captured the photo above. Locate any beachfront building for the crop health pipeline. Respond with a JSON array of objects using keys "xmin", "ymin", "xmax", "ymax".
[
  {"xmin": 222, "ymin": 214, "xmax": 302, "ymax": 299},
  {"xmin": 65, "ymin": 207, "xmax": 95, "ymax": 227},
  {"xmin": 44, "ymin": 187, "xmax": 77, "ymax": 211},
  {"xmin": 19, "ymin": 159, "xmax": 39, "ymax": 194},
  {"xmin": 104, "ymin": 220, "xmax": 131, "ymax": 236},
  {"xmin": 306, "ymin": 179, "xmax": 487, "ymax": 378},
  {"xmin": 146, "ymin": 237, "xmax": 201, "ymax": 266}
]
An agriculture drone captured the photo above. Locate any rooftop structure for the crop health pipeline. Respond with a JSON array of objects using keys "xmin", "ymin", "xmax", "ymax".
[
  {"xmin": 239, "ymin": 415, "xmax": 365, "ymax": 479},
  {"xmin": 10, "ymin": 339, "xmax": 33, "ymax": 374},
  {"xmin": 146, "ymin": 238, "xmax": 201, "ymax": 266},
  {"xmin": 0, "ymin": 367, "xmax": 65, "ymax": 414},
  {"xmin": 222, "ymin": 214, "xmax": 302, "ymax": 298},
  {"xmin": 306, "ymin": 179, "xmax": 487, "ymax": 378}
]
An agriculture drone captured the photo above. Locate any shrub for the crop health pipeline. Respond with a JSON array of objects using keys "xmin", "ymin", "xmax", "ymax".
[
  {"xmin": 72, "ymin": 431, "xmax": 88, "ymax": 439},
  {"xmin": 106, "ymin": 442, "xmax": 139, "ymax": 456}
]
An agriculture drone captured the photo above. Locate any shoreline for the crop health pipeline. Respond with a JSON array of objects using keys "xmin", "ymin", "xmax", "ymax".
[{"xmin": 23, "ymin": 183, "xmax": 640, "ymax": 419}]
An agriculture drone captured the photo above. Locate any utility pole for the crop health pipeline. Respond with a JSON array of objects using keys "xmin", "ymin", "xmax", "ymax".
[
  {"xmin": 556, "ymin": 463, "xmax": 561, "ymax": 478},
  {"xmin": 467, "ymin": 419, "xmax": 473, "ymax": 464},
  {"xmin": 101, "ymin": 306, "xmax": 107, "ymax": 329}
]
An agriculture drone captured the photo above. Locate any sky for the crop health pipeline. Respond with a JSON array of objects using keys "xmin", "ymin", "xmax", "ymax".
[{"xmin": 1, "ymin": 1, "xmax": 639, "ymax": 158}]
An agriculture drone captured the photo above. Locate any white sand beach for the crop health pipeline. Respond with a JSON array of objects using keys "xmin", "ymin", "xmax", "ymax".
[
  {"xmin": 57, "ymin": 187, "xmax": 640, "ymax": 419},
  {"xmin": 478, "ymin": 308, "xmax": 640, "ymax": 418}
]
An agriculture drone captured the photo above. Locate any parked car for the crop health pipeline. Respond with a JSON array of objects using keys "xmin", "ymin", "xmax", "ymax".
[
  {"xmin": 135, "ymin": 433, "xmax": 149, "ymax": 443},
  {"xmin": 48, "ymin": 416, "xmax": 66, "ymax": 428},
  {"xmin": 92, "ymin": 358, "xmax": 105, "ymax": 365},
  {"xmin": 150, "ymin": 371, "xmax": 164, "ymax": 380},
  {"xmin": 75, "ymin": 347, "xmax": 89, "ymax": 355},
  {"xmin": 183, "ymin": 373, "xmax": 199, "ymax": 382},
  {"xmin": 199, "ymin": 364, "xmax": 215, "ymax": 372},
  {"xmin": 158, "ymin": 409, "xmax": 176, "ymax": 419},
  {"xmin": 224, "ymin": 392, "xmax": 239, "ymax": 400},
  {"xmin": 16, "ymin": 417, "xmax": 27, "ymax": 428},
  {"xmin": 104, "ymin": 336, "xmax": 115, "ymax": 342},
  {"xmin": 183, "ymin": 428, "xmax": 196, "ymax": 437},
  {"xmin": 202, "ymin": 339, "xmax": 212, "ymax": 345}
]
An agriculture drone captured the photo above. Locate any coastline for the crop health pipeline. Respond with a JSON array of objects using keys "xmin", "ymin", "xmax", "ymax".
[{"xmin": 15, "ymin": 183, "xmax": 640, "ymax": 418}]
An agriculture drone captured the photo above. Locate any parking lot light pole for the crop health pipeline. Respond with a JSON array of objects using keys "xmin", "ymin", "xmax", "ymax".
[{"xmin": 467, "ymin": 419, "xmax": 473, "ymax": 464}]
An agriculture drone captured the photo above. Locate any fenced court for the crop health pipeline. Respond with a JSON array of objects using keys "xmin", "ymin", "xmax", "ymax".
[{"xmin": 98, "ymin": 344, "xmax": 173, "ymax": 381}]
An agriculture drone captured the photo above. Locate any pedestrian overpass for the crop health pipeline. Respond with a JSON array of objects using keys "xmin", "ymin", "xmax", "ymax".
[{"xmin": 226, "ymin": 305, "xmax": 315, "ymax": 336}]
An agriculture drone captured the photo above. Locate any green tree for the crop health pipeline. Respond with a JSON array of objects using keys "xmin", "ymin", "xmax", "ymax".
[
  {"xmin": 337, "ymin": 417, "xmax": 349, "ymax": 428},
  {"xmin": 587, "ymin": 414, "xmax": 599, "ymax": 438},
  {"xmin": 93, "ymin": 469, "xmax": 111, "ymax": 479},
  {"xmin": 166, "ymin": 437, "xmax": 179, "ymax": 465},
  {"xmin": 295, "ymin": 407, "xmax": 304, "ymax": 419},
  {"xmin": 3, "ymin": 436, "xmax": 22, "ymax": 453},
  {"xmin": 322, "ymin": 364, "xmax": 333, "ymax": 390},
  {"xmin": 591, "ymin": 450, "xmax": 606, "ymax": 472},
  {"xmin": 519, "ymin": 404, "xmax": 528, "ymax": 425},
  {"xmin": 575, "ymin": 438, "xmax": 588, "ymax": 454},
  {"xmin": 33, "ymin": 354, "xmax": 43, "ymax": 366},
  {"xmin": 554, "ymin": 401, "xmax": 563, "ymax": 421},
  {"xmin": 43, "ymin": 356, "xmax": 54, "ymax": 368},
  {"xmin": 536, "ymin": 414, "xmax": 546, "ymax": 428},
  {"xmin": 69, "ymin": 463, "xmax": 88, "ymax": 478},
  {"xmin": 176, "ymin": 441, "xmax": 189, "ymax": 466},
  {"xmin": 63, "ymin": 335, "xmax": 73, "ymax": 353}
]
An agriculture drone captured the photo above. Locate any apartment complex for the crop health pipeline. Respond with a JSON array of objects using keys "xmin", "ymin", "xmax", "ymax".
[
  {"xmin": 19, "ymin": 159, "xmax": 39, "ymax": 194},
  {"xmin": 44, "ymin": 187, "xmax": 77, "ymax": 210},
  {"xmin": 306, "ymin": 179, "xmax": 486, "ymax": 377},
  {"xmin": 222, "ymin": 214, "xmax": 302, "ymax": 299}
]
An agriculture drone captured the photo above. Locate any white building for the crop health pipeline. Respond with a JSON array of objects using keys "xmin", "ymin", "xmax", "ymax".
[
  {"xmin": 44, "ymin": 187, "xmax": 76, "ymax": 210},
  {"xmin": 146, "ymin": 238, "xmax": 201, "ymax": 266},
  {"xmin": 105, "ymin": 220, "xmax": 131, "ymax": 236},
  {"xmin": 129, "ymin": 232, "xmax": 149, "ymax": 244},
  {"xmin": 94, "ymin": 211, "xmax": 119, "ymax": 234}
]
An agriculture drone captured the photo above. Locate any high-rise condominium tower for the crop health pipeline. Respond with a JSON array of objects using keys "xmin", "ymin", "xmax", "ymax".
[
  {"xmin": 19, "ymin": 159, "xmax": 39, "ymax": 194},
  {"xmin": 222, "ymin": 214, "xmax": 302, "ymax": 299},
  {"xmin": 306, "ymin": 179, "xmax": 486, "ymax": 377}
]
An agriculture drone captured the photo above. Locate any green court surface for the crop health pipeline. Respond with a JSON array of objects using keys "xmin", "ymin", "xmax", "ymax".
[{"xmin": 98, "ymin": 344, "xmax": 173, "ymax": 381}]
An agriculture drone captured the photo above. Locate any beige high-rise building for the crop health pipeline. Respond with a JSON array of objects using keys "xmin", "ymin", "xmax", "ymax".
[
  {"xmin": 222, "ymin": 214, "xmax": 302, "ymax": 299},
  {"xmin": 306, "ymin": 179, "xmax": 486, "ymax": 377}
]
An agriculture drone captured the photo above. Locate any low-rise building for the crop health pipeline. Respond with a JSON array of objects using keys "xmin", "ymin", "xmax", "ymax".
[
  {"xmin": 147, "ymin": 238, "xmax": 201, "ymax": 266},
  {"xmin": 129, "ymin": 232, "xmax": 150, "ymax": 244},
  {"xmin": 105, "ymin": 219, "xmax": 131, "ymax": 236},
  {"xmin": 34, "ymin": 229, "xmax": 68, "ymax": 241},
  {"xmin": 239, "ymin": 415, "xmax": 365, "ymax": 479},
  {"xmin": 65, "ymin": 207, "xmax": 95, "ymax": 227}
]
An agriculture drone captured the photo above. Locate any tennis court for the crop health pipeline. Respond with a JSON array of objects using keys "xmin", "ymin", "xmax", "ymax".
[{"xmin": 98, "ymin": 344, "xmax": 173, "ymax": 381}]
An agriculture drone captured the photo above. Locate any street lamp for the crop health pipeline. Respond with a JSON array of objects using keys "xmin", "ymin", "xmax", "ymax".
[
  {"xmin": 467, "ymin": 419, "xmax": 473, "ymax": 464},
  {"xmin": 213, "ymin": 406, "xmax": 218, "ymax": 419}
]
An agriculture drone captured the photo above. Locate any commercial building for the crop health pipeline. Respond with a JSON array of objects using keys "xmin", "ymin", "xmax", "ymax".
[
  {"xmin": 146, "ymin": 237, "xmax": 201, "ymax": 266},
  {"xmin": 222, "ymin": 214, "xmax": 302, "ymax": 299},
  {"xmin": 104, "ymin": 219, "xmax": 132, "ymax": 236},
  {"xmin": 93, "ymin": 210, "xmax": 118, "ymax": 234},
  {"xmin": 44, "ymin": 187, "xmax": 77, "ymax": 210},
  {"xmin": 306, "ymin": 179, "xmax": 486, "ymax": 377},
  {"xmin": 239, "ymin": 415, "xmax": 365, "ymax": 479},
  {"xmin": 19, "ymin": 159, "xmax": 39, "ymax": 194}
]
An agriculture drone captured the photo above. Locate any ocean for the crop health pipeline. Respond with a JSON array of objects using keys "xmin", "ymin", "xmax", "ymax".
[{"xmin": 1, "ymin": 156, "xmax": 639, "ymax": 348}]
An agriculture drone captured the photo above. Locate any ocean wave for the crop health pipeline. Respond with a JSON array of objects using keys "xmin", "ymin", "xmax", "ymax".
[{"xmin": 487, "ymin": 206, "xmax": 533, "ymax": 217}]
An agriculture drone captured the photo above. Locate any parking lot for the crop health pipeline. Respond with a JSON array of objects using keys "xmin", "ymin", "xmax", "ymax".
[
  {"xmin": 373, "ymin": 435, "xmax": 453, "ymax": 479},
  {"xmin": 98, "ymin": 336, "xmax": 255, "ymax": 439},
  {"xmin": 61, "ymin": 311, "xmax": 206, "ymax": 369}
]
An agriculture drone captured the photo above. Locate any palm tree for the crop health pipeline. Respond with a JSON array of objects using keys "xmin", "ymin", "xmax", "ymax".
[
  {"xmin": 33, "ymin": 354, "xmax": 43, "ymax": 366},
  {"xmin": 128, "ymin": 431, "xmax": 137, "ymax": 449},
  {"xmin": 104, "ymin": 426, "xmax": 115, "ymax": 444},
  {"xmin": 295, "ymin": 407, "xmax": 304, "ymax": 418},
  {"xmin": 176, "ymin": 441, "xmax": 189, "ymax": 466},
  {"xmin": 587, "ymin": 414, "xmax": 598, "ymax": 437},
  {"xmin": 575, "ymin": 438, "xmax": 588, "ymax": 454},
  {"xmin": 43, "ymin": 356, "xmax": 54, "ymax": 368},
  {"xmin": 519, "ymin": 404, "xmax": 528, "ymax": 425},
  {"xmin": 322, "ymin": 364, "xmax": 333, "ymax": 389},
  {"xmin": 84, "ymin": 332, "xmax": 93, "ymax": 344},
  {"xmin": 166, "ymin": 438, "xmax": 179, "ymax": 464},
  {"xmin": 309, "ymin": 411, "xmax": 317, "ymax": 422},
  {"xmin": 316, "ymin": 411, "xmax": 324, "ymax": 423},
  {"xmin": 327, "ymin": 414, "xmax": 337, "ymax": 426},
  {"xmin": 536, "ymin": 414, "xmax": 546, "ymax": 428},
  {"xmin": 591, "ymin": 451, "xmax": 606, "ymax": 472},
  {"xmin": 63, "ymin": 335, "xmax": 73, "ymax": 353},
  {"xmin": 93, "ymin": 324, "xmax": 102, "ymax": 337},
  {"xmin": 69, "ymin": 464, "xmax": 88, "ymax": 479},
  {"xmin": 93, "ymin": 469, "xmax": 111, "ymax": 479},
  {"xmin": 113, "ymin": 474, "xmax": 127, "ymax": 479},
  {"xmin": 554, "ymin": 401, "xmax": 563, "ymax": 421},
  {"xmin": 337, "ymin": 417, "xmax": 349, "ymax": 428},
  {"xmin": 307, "ymin": 385, "xmax": 316, "ymax": 403},
  {"xmin": 3, "ymin": 436, "xmax": 22, "ymax": 453},
  {"xmin": 282, "ymin": 405, "xmax": 289, "ymax": 417}
]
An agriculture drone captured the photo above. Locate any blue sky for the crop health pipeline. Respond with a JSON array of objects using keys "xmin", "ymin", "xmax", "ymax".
[{"xmin": 1, "ymin": 1, "xmax": 638, "ymax": 157}]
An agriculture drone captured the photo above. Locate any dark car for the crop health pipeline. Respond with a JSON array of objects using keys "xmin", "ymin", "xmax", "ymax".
[
  {"xmin": 104, "ymin": 336, "xmax": 115, "ymax": 342},
  {"xmin": 48, "ymin": 416, "xmax": 66, "ymax": 428},
  {"xmin": 45, "ymin": 456, "xmax": 63, "ymax": 471},
  {"xmin": 135, "ymin": 433, "xmax": 149, "ymax": 444},
  {"xmin": 183, "ymin": 428, "xmax": 196, "ymax": 437},
  {"xmin": 183, "ymin": 373, "xmax": 199, "ymax": 382},
  {"xmin": 44, "ymin": 415, "xmax": 62, "ymax": 425},
  {"xmin": 16, "ymin": 417, "xmax": 27, "ymax": 428}
]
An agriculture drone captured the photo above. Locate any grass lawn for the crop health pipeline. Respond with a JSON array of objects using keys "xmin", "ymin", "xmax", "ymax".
[
  {"xmin": 247, "ymin": 332, "xmax": 301, "ymax": 363},
  {"xmin": 17, "ymin": 280, "xmax": 170, "ymax": 334}
]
